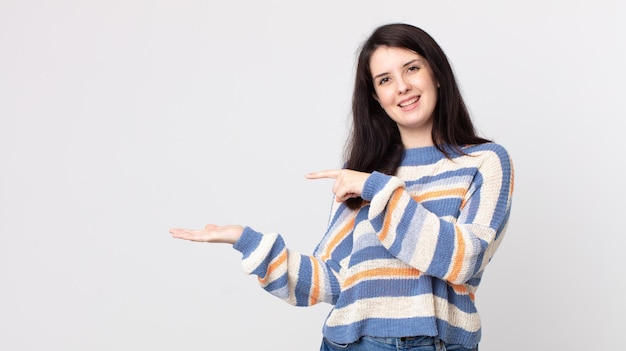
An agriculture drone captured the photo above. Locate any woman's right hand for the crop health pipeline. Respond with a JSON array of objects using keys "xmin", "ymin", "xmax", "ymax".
[{"xmin": 169, "ymin": 224, "xmax": 244, "ymax": 245}]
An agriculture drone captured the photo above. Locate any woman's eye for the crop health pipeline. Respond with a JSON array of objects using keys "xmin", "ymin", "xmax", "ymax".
[
  {"xmin": 408, "ymin": 66, "xmax": 420, "ymax": 72},
  {"xmin": 378, "ymin": 77, "xmax": 389, "ymax": 85}
]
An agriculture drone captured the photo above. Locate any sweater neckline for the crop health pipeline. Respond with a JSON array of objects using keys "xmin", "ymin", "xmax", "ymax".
[{"xmin": 402, "ymin": 144, "xmax": 463, "ymax": 165}]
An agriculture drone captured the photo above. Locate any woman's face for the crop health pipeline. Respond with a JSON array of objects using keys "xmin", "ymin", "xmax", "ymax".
[{"xmin": 370, "ymin": 46, "xmax": 438, "ymax": 147}]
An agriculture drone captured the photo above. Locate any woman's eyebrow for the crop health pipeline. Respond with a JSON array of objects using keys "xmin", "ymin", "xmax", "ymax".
[
  {"xmin": 373, "ymin": 59, "xmax": 424, "ymax": 79},
  {"xmin": 403, "ymin": 59, "xmax": 422, "ymax": 67},
  {"xmin": 373, "ymin": 71, "xmax": 389, "ymax": 80}
]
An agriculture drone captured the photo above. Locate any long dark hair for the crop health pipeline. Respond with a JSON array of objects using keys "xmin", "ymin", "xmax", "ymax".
[{"xmin": 345, "ymin": 23, "xmax": 489, "ymax": 209}]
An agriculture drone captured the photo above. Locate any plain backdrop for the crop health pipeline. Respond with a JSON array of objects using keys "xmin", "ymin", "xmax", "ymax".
[{"xmin": 1, "ymin": 1, "xmax": 624, "ymax": 350}]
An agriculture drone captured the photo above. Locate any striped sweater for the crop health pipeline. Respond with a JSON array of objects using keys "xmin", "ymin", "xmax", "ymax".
[{"xmin": 232, "ymin": 143, "xmax": 514, "ymax": 349}]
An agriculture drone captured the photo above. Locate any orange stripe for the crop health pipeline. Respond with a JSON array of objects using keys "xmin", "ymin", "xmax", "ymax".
[
  {"xmin": 460, "ymin": 198, "xmax": 468, "ymax": 210},
  {"xmin": 343, "ymin": 267, "xmax": 420, "ymax": 288},
  {"xmin": 321, "ymin": 216, "xmax": 355, "ymax": 261},
  {"xmin": 379, "ymin": 189, "xmax": 404, "ymax": 242},
  {"xmin": 451, "ymin": 284, "xmax": 467, "ymax": 293},
  {"xmin": 257, "ymin": 250, "xmax": 288, "ymax": 285},
  {"xmin": 447, "ymin": 226, "xmax": 465, "ymax": 282},
  {"xmin": 510, "ymin": 165, "xmax": 515, "ymax": 196},
  {"xmin": 450, "ymin": 283, "xmax": 474, "ymax": 300},
  {"xmin": 412, "ymin": 188, "xmax": 467, "ymax": 203},
  {"xmin": 309, "ymin": 258, "xmax": 320, "ymax": 305}
]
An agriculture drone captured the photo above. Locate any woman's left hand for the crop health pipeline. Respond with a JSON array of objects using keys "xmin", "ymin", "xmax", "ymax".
[
  {"xmin": 169, "ymin": 224, "xmax": 244, "ymax": 245},
  {"xmin": 306, "ymin": 169, "xmax": 370, "ymax": 202}
]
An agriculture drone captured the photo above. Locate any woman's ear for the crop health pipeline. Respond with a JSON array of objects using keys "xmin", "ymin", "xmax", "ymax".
[{"xmin": 372, "ymin": 93, "xmax": 380, "ymax": 103}]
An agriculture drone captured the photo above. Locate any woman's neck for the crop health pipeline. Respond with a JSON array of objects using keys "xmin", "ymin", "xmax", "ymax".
[{"xmin": 401, "ymin": 133, "xmax": 434, "ymax": 149}]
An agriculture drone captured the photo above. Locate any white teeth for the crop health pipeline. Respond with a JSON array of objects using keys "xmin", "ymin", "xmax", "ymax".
[{"xmin": 399, "ymin": 97, "xmax": 419, "ymax": 107}]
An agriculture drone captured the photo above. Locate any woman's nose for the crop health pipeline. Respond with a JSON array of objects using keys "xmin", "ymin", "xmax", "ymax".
[{"xmin": 397, "ymin": 78, "xmax": 411, "ymax": 94}]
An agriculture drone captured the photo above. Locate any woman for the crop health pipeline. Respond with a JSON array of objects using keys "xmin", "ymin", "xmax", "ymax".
[{"xmin": 170, "ymin": 23, "xmax": 513, "ymax": 351}]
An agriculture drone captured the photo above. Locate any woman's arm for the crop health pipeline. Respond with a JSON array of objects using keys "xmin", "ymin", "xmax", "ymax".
[
  {"xmin": 232, "ymin": 227, "xmax": 344, "ymax": 306},
  {"xmin": 363, "ymin": 147, "xmax": 514, "ymax": 285},
  {"xmin": 169, "ymin": 204, "xmax": 352, "ymax": 307}
]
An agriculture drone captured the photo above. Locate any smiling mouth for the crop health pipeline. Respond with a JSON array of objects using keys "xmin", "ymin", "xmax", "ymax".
[{"xmin": 399, "ymin": 96, "xmax": 420, "ymax": 108}]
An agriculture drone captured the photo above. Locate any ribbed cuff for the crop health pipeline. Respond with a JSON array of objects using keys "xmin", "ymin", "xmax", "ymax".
[
  {"xmin": 232, "ymin": 226, "xmax": 263, "ymax": 257},
  {"xmin": 362, "ymin": 171, "xmax": 391, "ymax": 201}
]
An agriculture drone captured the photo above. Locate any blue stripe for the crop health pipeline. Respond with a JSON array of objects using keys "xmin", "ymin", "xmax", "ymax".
[
  {"xmin": 350, "ymin": 245, "xmax": 396, "ymax": 265},
  {"xmin": 388, "ymin": 199, "xmax": 419, "ymax": 254},
  {"xmin": 234, "ymin": 227, "xmax": 263, "ymax": 259},
  {"xmin": 463, "ymin": 171, "xmax": 483, "ymax": 223},
  {"xmin": 431, "ymin": 280, "xmax": 478, "ymax": 314},
  {"xmin": 294, "ymin": 257, "xmax": 313, "ymax": 306},
  {"xmin": 421, "ymin": 197, "xmax": 464, "ymax": 217},
  {"xmin": 264, "ymin": 272, "xmax": 288, "ymax": 292},
  {"xmin": 426, "ymin": 221, "xmax": 456, "ymax": 278},
  {"xmin": 495, "ymin": 207, "xmax": 511, "ymax": 240}
]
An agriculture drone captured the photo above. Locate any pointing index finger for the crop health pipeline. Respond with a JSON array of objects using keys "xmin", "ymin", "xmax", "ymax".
[{"xmin": 305, "ymin": 169, "xmax": 342, "ymax": 180}]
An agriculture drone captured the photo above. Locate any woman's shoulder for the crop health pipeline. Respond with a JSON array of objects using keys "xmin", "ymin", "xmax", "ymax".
[
  {"xmin": 463, "ymin": 142, "xmax": 511, "ymax": 160},
  {"xmin": 460, "ymin": 143, "xmax": 513, "ymax": 180},
  {"xmin": 458, "ymin": 143, "xmax": 513, "ymax": 171}
]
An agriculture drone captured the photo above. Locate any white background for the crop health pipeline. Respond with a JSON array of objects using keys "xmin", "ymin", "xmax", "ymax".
[{"xmin": 1, "ymin": 1, "xmax": 624, "ymax": 350}]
